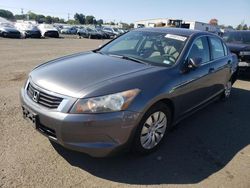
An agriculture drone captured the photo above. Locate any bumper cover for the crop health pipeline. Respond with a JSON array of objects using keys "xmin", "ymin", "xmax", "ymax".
[{"xmin": 20, "ymin": 88, "xmax": 141, "ymax": 157}]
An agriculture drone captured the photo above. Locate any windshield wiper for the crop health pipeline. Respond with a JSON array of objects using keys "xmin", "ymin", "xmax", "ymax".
[
  {"xmin": 92, "ymin": 50, "xmax": 105, "ymax": 55},
  {"xmin": 108, "ymin": 54, "xmax": 149, "ymax": 65}
]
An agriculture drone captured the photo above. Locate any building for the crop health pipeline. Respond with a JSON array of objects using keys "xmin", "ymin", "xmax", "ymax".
[
  {"xmin": 134, "ymin": 18, "xmax": 232, "ymax": 35},
  {"xmin": 134, "ymin": 18, "xmax": 183, "ymax": 28}
]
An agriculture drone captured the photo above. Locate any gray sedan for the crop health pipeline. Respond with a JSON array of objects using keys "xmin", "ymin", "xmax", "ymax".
[{"xmin": 20, "ymin": 28, "xmax": 238, "ymax": 157}]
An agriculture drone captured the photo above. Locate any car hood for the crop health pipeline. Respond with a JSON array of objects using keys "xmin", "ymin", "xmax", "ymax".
[
  {"xmin": 226, "ymin": 43, "xmax": 250, "ymax": 52},
  {"xmin": 30, "ymin": 52, "xmax": 153, "ymax": 98}
]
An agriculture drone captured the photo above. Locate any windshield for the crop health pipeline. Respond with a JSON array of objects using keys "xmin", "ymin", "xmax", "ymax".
[
  {"xmin": 99, "ymin": 31, "xmax": 187, "ymax": 66},
  {"xmin": 223, "ymin": 32, "xmax": 250, "ymax": 44}
]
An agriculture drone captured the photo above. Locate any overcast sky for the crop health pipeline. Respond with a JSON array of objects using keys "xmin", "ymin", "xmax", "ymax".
[{"xmin": 0, "ymin": 0, "xmax": 249, "ymax": 27}]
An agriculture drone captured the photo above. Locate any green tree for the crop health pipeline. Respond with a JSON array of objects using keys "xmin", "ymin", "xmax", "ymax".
[
  {"xmin": 27, "ymin": 11, "xmax": 37, "ymax": 20},
  {"xmin": 96, "ymin": 19, "xmax": 103, "ymax": 25},
  {"xmin": 36, "ymin": 14, "xmax": 45, "ymax": 23},
  {"xmin": 0, "ymin": 9, "xmax": 14, "ymax": 19},
  {"xmin": 14, "ymin": 14, "xmax": 26, "ymax": 20},
  {"xmin": 85, "ymin": 15, "xmax": 95, "ymax": 24},
  {"xmin": 45, "ymin": 16, "xmax": 53, "ymax": 24},
  {"xmin": 242, "ymin": 24, "xmax": 248, "ymax": 30},
  {"xmin": 236, "ymin": 24, "xmax": 243, "ymax": 30},
  {"xmin": 74, "ymin": 13, "xmax": 85, "ymax": 24},
  {"xmin": 67, "ymin": 19, "xmax": 78, "ymax": 25}
]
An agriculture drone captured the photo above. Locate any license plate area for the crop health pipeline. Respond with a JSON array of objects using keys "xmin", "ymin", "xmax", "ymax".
[{"xmin": 22, "ymin": 105, "xmax": 37, "ymax": 128}]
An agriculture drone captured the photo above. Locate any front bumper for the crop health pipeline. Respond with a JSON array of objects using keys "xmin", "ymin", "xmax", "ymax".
[{"xmin": 20, "ymin": 88, "xmax": 141, "ymax": 157}]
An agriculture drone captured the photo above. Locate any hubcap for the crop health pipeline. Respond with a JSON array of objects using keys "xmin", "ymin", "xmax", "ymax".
[
  {"xmin": 140, "ymin": 111, "xmax": 167, "ymax": 149},
  {"xmin": 225, "ymin": 81, "xmax": 232, "ymax": 98}
]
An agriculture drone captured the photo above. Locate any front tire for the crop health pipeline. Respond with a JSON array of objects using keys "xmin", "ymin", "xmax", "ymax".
[{"xmin": 132, "ymin": 103, "xmax": 172, "ymax": 154}]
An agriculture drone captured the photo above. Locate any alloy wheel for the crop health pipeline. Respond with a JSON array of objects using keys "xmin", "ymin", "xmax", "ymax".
[{"xmin": 140, "ymin": 111, "xmax": 167, "ymax": 149}]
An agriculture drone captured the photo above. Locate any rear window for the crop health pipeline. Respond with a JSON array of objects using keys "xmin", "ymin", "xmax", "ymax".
[
  {"xmin": 223, "ymin": 32, "xmax": 250, "ymax": 44},
  {"xmin": 209, "ymin": 37, "xmax": 225, "ymax": 59}
]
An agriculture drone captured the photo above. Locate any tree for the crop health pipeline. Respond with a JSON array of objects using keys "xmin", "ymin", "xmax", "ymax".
[
  {"xmin": 96, "ymin": 19, "xmax": 103, "ymax": 25},
  {"xmin": 35, "ymin": 14, "xmax": 45, "ymax": 23},
  {"xmin": 45, "ymin": 16, "xmax": 53, "ymax": 24},
  {"xmin": 209, "ymin": 18, "xmax": 218, "ymax": 26},
  {"xmin": 242, "ymin": 24, "xmax": 248, "ymax": 30},
  {"xmin": 129, "ymin": 23, "xmax": 134, "ymax": 29},
  {"xmin": 74, "ymin": 13, "xmax": 85, "ymax": 24},
  {"xmin": 67, "ymin": 19, "xmax": 78, "ymax": 25},
  {"xmin": 236, "ymin": 24, "xmax": 243, "ymax": 30},
  {"xmin": 0, "ymin": 9, "xmax": 14, "ymax": 19},
  {"xmin": 27, "ymin": 11, "xmax": 37, "ymax": 20},
  {"xmin": 85, "ymin": 15, "xmax": 95, "ymax": 24},
  {"xmin": 14, "ymin": 14, "xmax": 26, "ymax": 20}
]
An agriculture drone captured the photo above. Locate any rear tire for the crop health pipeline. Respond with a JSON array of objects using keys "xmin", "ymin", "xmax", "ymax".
[{"xmin": 132, "ymin": 102, "xmax": 172, "ymax": 155}]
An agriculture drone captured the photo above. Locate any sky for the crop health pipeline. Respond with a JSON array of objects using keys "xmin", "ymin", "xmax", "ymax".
[{"xmin": 0, "ymin": 0, "xmax": 249, "ymax": 27}]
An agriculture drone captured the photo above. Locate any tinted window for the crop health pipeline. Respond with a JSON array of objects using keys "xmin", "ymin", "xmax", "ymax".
[
  {"xmin": 188, "ymin": 37, "xmax": 210, "ymax": 63},
  {"xmin": 223, "ymin": 32, "xmax": 250, "ymax": 44},
  {"xmin": 209, "ymin": 37, "xmax": 225, "ymax": 59}
]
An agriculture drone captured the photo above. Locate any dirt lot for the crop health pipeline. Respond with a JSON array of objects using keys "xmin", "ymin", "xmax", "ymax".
[{"xmin": 0, "ymin": 37, "xmax": 250, "ymax": 188}]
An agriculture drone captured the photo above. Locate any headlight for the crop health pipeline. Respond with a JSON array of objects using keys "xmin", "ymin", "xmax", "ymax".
[
  {"xmin": 70, "ymin": 89, "xmax": 140, "ymax": 113},
  {"xmin": 240, "ymin": 51, "xmax": 250, "ymax": 55}
]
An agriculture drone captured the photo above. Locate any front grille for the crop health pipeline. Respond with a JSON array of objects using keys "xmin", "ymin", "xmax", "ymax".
[{"xmin": 27, "ymin": 83, "xmax": 63, "ymax": 109}]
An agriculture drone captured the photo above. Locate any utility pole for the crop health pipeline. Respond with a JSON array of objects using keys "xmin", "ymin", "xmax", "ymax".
[
  {"xmin": 21, "ymin": 8, "xmax": 24, "ymax": 15},
  {"xmin": 68, "ymin": 13, "xmax": 70, "ymax": 21}
]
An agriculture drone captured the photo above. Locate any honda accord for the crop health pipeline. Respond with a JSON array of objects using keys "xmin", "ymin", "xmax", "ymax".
[{"xmin": 20, "ymin": 28, "xmax": 238, "ymax": 157}]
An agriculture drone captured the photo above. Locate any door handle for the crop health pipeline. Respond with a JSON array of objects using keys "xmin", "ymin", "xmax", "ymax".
[
  {"xmin": 209, "ymin": 68, "xmax": 215, "ymax": 73},
  {"xmin": 227, "ymin": 60, "xmax": 232, "ymax": 65}
]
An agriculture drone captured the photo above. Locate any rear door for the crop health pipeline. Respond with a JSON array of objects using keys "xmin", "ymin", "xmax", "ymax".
[
  {"xmin": 178, "ymin": 36, "xmax": 215, "ymax": 114},
  {"xmin": 208, "ymin": 36, "xmax": 231, "ymax": 95}
]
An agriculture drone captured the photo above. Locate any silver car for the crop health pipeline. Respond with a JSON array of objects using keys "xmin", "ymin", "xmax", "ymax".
[{"xmin": 21, "ymin": 28, "xmax": 238, "ymax": 157}]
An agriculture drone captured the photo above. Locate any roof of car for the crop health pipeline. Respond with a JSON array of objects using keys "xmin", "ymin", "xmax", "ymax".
[
  {"xmin": 134, "ymin": 27, "xmax": 209, "ymax": 37},
  {"xmin": 225, "ymin": 30, "xmax": 250, "ymax": 33}
]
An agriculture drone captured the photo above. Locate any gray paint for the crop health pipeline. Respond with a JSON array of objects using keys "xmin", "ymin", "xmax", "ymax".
[{"xmin": 21, "ymin": 28, "xmax": 238, "ymax": 157}]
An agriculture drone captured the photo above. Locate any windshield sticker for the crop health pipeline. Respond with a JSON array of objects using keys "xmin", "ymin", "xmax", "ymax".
[{"xmin": 165, "ymin": 34, "xmax": 187, "ymax": 41}]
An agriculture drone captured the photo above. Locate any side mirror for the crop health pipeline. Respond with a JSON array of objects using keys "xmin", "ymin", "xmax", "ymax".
[
  {"xmin": 187, "ymin": 57, "xmax": 202, "ymax": 69},
  {"xmin": 181, "ymin": 57, "xmax": 202, "ymax": 73}
]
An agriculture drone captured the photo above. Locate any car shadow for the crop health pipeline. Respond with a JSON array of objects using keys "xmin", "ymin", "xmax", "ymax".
[{"xmin": 51, "ymin": 87, "xmax": 250, "ymax": 185}]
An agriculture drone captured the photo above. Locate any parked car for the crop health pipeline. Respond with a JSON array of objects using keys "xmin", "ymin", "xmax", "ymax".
[
  {"xmin": 38, "ymin": 24, "xmax": 59, "ymax": 38},
  {"xmin": 86, "ymin": 27, "xmax": 102, "ymax": 39},
  {"xmin": 60, "ymin": 26, "xmax": 77, "ymax": 34},
  {"xmin": 15, "ymin": 22, "xmax": 41, "ymax": 38},
  {"xmin": 223, "ymin": 31, "xmax": 250, "ymax": 73},
  {"xmin": 92, "ymin": 28, "xmax": 110, "ymax": 39},
  {"xmin": 77, "ymin": 27, "xmax": 89, "ymax": 38},
  {"xmin": 102, "ymin": 27, "xmax": 119, "ymax": 38},
  {"xmin": 21, "ymin": 28, "xmax": 238, "ymax": 157},
  {"xmin": 0, "ymin": 23, "xmax": 21, "ymax": 38}
]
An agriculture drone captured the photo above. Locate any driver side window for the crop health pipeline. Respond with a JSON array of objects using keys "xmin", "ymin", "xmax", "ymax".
[{"xmin": 188, "ymin": 37, "xmax": 210, "ymax": 64}]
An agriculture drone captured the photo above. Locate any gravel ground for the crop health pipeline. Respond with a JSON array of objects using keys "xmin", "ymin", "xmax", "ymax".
[{"xmin": 0, "ymin": 37, "xmax": 250, "ymax": 188}]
